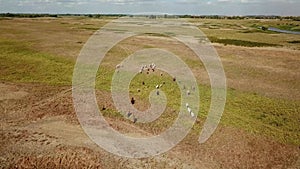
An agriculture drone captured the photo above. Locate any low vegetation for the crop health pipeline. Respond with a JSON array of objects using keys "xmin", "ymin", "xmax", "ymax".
[
  {"xmin": 208, "ymin": 37, "xmax": 279, "ymax": 47},
  {"xmin": 97, "ymin": 67, "xmax": 300, "ymax": 145},
  {"xmin": 288, "ymin": 40, "xmax": 300, "ymax": 44},
  {"xmin": 0, "ymin": 39, "xmax": 74, "ymax": 85}
]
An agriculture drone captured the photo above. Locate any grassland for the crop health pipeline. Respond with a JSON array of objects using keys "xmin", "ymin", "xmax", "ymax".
[
  {"xmin": 0, "ymin": 17, "xmax": 299, "ymax": 168},
  {"xmin": 208, "ymin": 36, "xmax": 280, "ymax": 47},
  {"xmin": 189, "ymin": 18, "xmax": 300, "ymax": 50}
]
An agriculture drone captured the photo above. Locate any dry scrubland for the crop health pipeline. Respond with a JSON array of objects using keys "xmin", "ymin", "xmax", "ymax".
[{"xmin": 0, "ymin": 17, "xmax": 299, "ymax": 168}]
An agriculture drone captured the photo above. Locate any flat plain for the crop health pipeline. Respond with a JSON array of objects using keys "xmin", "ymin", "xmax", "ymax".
[{"xmin": 0, "ymin": 16, "xmax": 299, "ymax": 168}]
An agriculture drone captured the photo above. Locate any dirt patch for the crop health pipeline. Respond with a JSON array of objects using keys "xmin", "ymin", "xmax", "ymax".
[
  {"xmin": 178, "ymin": 126, "xmax": 300, "ymax": 168},
  {"xmin": 2, "ymin": 146, "xmax": 105, "ymax": 169},
  {"xmin": 0, "ymin": 83, "xmax": 28, "ymax": 101},
  {"xmin": 210, "ymin": 45, "xmax": 300, "ymax": 100}
]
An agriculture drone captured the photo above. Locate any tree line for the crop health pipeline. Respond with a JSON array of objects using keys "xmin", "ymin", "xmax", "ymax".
[
  {"xmin": 0, "ymin": 13, "xmax": 299, "ymax": 21},
  {"xmin": 0, "ymin": 13, "xmax": 126, "ymax": 18}
]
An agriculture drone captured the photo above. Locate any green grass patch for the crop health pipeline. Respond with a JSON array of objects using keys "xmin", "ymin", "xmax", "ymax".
[
  {"xmin": 288, "ymin": 40, "xmax": 300, "ymax": 44},
  {"xmin": 222, "ymin": 90, "xmax": 300, "ymax": 145},
  {"xmin": 208, "ymin": 36, "xmax": 279, "ymax": 47},
  {"xmin": 95, "ymin": 63, "xmax": 299, "ymax": 145},
  {"xmin": 79, "ymin": 26, "xmax": 100, "ymax": 31},
  {"xmin": 240, "ymin": 29, "xmax": 277, "ymax": 34},
  {"xmin": 276, "ymin": 24, "xmax": 299, "ymax": 31},
  {"xmin": 143, "ymin": 33, "xmax": 169, "ymax": 37},
  {"xmin": 0, "ymin": 39, "xmax": 74, "ymax": 85}
]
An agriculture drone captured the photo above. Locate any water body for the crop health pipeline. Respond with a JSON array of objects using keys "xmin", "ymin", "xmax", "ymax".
[{"xmin": 268, "ymin": 27, "xmax": 300, "ymax": 35}]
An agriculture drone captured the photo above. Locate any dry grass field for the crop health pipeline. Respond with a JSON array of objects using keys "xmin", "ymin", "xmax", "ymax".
[{"xmin": 0, "ymin": 16, "xmax": 299, "ymax": 168}]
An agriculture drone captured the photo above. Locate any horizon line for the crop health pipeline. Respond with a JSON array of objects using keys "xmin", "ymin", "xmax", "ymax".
[{"xmin": 1, "ymin": 12, "xmax": 299, "ymax": 17}]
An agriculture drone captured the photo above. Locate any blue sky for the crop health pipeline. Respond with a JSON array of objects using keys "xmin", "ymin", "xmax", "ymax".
[{"xmin": 0, "ymin": 0, "xmax": 299, "ymax": 16}]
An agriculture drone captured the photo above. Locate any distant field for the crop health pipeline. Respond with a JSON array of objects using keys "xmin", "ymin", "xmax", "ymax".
[
  {"xmin": 0, "ymin": 17, "xmax": 299, "ymax": 168},
  {"xmin": 189, "ymin": 18, "xmax": 300, "ymax": 50}
]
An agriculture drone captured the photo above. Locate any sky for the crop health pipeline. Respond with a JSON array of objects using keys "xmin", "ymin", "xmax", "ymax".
[{"xmin": 0, "ymin": 0, "xmax": 299, "ymax": 16}]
